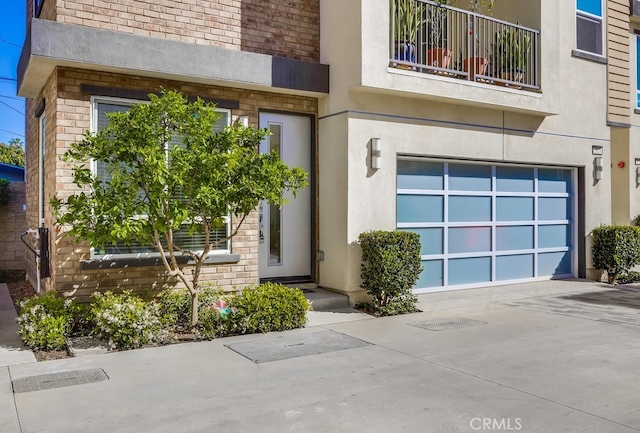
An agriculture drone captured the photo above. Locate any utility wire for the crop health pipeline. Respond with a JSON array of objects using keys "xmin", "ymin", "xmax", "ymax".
[
  {"xmin": 0, "ymin": 95, "xmax": 22, "ymax": 100},
  {"xmin": 0, "ymin": 128, "xmax": 25, "ymax": 138},
  {"xmin": 0, "ymin": 77, "xmax": 17, "ymax": 82},
  {"xmin": 0, "ymin": 37, "xmax": 21, "ymax": 48},
  {"xmin": 0, "ymin": 100, "xmax": 24, "ymax": 116}
]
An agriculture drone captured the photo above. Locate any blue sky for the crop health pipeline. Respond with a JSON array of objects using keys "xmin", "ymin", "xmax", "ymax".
[{"xmin": 0, "ymin": 2, "xmax": 26, "ymax": 145}]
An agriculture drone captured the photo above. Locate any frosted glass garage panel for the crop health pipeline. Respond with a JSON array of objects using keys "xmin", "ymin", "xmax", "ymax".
[
  {"xmin": 448, "ymin": 164, "xmax": 492, "ymax": 191},
  {"xmin": 496, "ymin": 254, "xmax": 534, "ymax": 280},
  {"xmin": 449, "ymin": 196, "xmax": 491, "ymax": 222},
  {"xmin": 496, "ymin": 166, "xmax": 534, "ymax": 192},
  {"xmin": 416, "ymin": 260, "xmax": 443, "ymax": 288},
  {"xmin": 449, "ymin": 257, "xmax": 491, "ymax": 285},
  {"xmin": 539, "ymin": 198, "xmax": 571, "ymax": 221},
  {"xmin": 539, "ymin": 225, "xmax": 572, "ymax": 248},
  {"xmin": 538, "ymin": 169, "xmax": 572, "ymax": 193},
  {"xmin": 496, "ymin": 226, "xmax": 533, "ymax": 251},
  {"xmin": 400, "ymin": 228, "xmax": 443, "ymax": 255},
  {"xmin": 397, "ymin": 160, "xmax": 444, "ymax": 190},
  {"xmin": 496, "ymin": 197, "xmax": 534, "ymax": 221},
  {"xmin": 448, "ymin": 227, "xmax": 491, "ymax": 254},
  {"xmin": 397, "ymin": 195, "xmax": 444, "ymax": 222},
  {"xmin": 538, "ymin": 251, "xmax": 572, "ymax": 276}
]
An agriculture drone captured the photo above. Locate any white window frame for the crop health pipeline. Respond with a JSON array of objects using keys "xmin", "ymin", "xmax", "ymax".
[
  {"xmin": 575, "ymin": 0, "xmax": 604, "ymax": 57},
  {"xmin": 38, "ymin": 114, "xmax": 46, "ymax": 227},
  {"xmin": 90, "ymin": 95, "xmax": 232, "ymax": 259},
  {"xmin": 636, "ymin": 34, "xmax": 640, "ymax": 109}
]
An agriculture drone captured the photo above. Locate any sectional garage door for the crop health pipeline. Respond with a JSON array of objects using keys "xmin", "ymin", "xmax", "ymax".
[{"xmin": 397, "ymin": 159, "xmax": 575, "ymax": 292}]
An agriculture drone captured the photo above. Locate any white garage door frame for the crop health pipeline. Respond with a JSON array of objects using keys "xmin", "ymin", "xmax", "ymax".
[{"xmin": 396, "ymin": 157, "xmax": 578, "ymax": 294}]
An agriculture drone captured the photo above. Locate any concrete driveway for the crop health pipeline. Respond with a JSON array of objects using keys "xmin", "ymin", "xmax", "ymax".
[{"xmin": 2, "ymin": 279, "xmax": 640, "ymax": 433}]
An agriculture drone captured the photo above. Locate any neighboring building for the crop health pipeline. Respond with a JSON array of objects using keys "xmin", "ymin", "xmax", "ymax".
[
  {"xmin": 15, "ymin": 0, "xmax": 639, "ymax": 303},
  {"xmin": 0, "ymin": 163, "xmax": 25, "ymax": 182}
]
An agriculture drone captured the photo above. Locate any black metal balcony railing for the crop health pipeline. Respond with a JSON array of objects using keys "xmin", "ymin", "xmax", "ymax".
[{"xmin": 390, "ymin": 0, "xmax": 539, "ymax": 91}]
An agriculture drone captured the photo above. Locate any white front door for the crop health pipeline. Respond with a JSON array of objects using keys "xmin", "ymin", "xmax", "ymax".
[{"xmin": 258, "ymin": 112, "xmax": 311, "ymax": 279}]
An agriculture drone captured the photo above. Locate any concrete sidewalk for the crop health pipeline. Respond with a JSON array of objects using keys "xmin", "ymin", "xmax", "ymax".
[{"xmin": 3, "ymin": 279, "xmax": 640, "ymax": 432}]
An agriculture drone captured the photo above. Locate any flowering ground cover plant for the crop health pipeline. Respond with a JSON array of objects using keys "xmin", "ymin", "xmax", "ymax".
[
  {"xmin": 17, "ymin": 291, "xmax": 74, "ymax": 351},
  {"xmin": 16, "ymin": 283, "xmax": 310, "ymax": 356}
]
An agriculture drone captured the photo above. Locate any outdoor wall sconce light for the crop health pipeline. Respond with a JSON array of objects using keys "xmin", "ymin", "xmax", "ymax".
[
  {"xmin": 371, "ymin": 138, "xmax": 381, "ymax": 170},
  {"xmin": 593, "ymin": 157, "xmax": 603, "ymax": 181},
  {"xmin": 238, "ymin": 116, "xmax": 249, "ymax": 127},
  {"xmin": 636, "ymin": 167, "xmax": 640, "ymax": 187},
  {"xmin": 592, "ymin": 145, "xmax": 603, "ymax": 156}
]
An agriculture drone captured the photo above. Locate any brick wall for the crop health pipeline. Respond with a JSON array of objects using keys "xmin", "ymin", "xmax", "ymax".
[
  {"xmin": 53, "ymin": 0, "xmax": 320, "ymax": 62},
  {"xmin": 37, "ymin": 66, "xmax": 318, "ymax": 299},
  {"xmin": 0, "ymin": 182, "xmax": 27, "ymax": 272}
]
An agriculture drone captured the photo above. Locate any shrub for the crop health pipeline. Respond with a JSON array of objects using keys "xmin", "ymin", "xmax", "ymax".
[
  {"xmin": 358, "ymin": 230, "xmax": 421, "ymax": 314},
  {"xmin": 591, "ymin": 225, "xmax": 640, "ymax": 284},
  {"xmin": 617, "ymin": 271, "xmax": 640, "ymax": 284},
  {"xmin": 229, "ymin": 282, "xmax": 309, "ymax": 334},
  {"xmin": 90, "ymin": 291, "xmax": 166, "ymax": 349},
  {"xmin": 17, "ymin": 291, "xmax": 74, "ymax": 350},
  {"xmin": 0, "ymin": 179, "xmax": 9, "ymax": 206},
  {"xmin": 156, "ymin": 285, "xmax": 227, "ymax": 337}
]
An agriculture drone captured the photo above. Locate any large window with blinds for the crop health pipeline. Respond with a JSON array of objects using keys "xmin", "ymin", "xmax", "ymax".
[{"xmin": 91, "ymin": 97, "xmax": 231, "ymax": 257}]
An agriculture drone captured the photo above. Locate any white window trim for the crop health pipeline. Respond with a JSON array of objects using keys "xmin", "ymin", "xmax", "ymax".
[
  {"xmin": 90, "ymin": 95, "xmax": 232, "ymax": 259},
  {"xmin": 636, "ymin": 35, "xmax": 640, "ymax": 109},
  {"xmin": 575, "ymin": 0, "xmax": 605, "ymax": 57}
]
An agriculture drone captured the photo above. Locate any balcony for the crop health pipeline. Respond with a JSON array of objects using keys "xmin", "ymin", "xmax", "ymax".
[{"xmin": 389, "ymin": 0, "xmax": 540, "ymax": 91}]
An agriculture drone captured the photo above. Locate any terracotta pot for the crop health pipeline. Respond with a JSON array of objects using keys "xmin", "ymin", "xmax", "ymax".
[
  {"xmin": 463, "ymin": 57, "xmax": 489, "ymax": 80},
  {"xmin": 426, "ymin": 48, "xmax": 452, "ymax": 69}
]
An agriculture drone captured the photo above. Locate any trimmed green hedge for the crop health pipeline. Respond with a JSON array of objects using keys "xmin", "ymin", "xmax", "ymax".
[
  {"xmin": 591, "ymin": 225, "xmax": 640, "ymax": 284},
  {"xmin": 358, "ymin": 230, "xmax": 421, "ymax": 315},
  {"xmin": 230, "ymin": 282, "xmax": 310, "ymax": 334}
]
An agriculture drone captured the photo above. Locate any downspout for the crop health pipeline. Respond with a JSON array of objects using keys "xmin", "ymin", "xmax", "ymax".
[{"xmin": 20, "ymin": 229, "xmax": 41, "ymax": 294}]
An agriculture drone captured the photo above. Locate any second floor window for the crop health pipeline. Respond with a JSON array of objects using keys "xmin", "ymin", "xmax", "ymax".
[
  {"xmin": 576, "ymin": 0, "xmax": 603, "ymax": 56},
  {"xmin": 637, "ymin": 35, "xmax": 640, "ymax": 109}
]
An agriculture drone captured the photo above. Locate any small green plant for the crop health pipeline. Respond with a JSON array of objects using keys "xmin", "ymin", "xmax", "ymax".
[
  {"xmin": 493, "ymin": 25, "xmax": 531, "ymax": 78},
  {"xmin": 591, "ymin": 225, "xmax": 640, "ymax": 284},
  {"xmin": 90, "ymin": 291, "xmax": 166, "ymax": 349},
  {"xmin": 0, "ymin": 179, "xmax": 10, "ymax": 206},
  {"xmin": 229, "ymin": 283, "xmax": 310, "ymax": 334},
  {"xmin": 358, "ymin": 230, "xmax": 422, "ymax": 315},
  {"xmin": 17, "ymin": 291, "xmax": 74, "ymax": 350},
  {"xmin": 617, "ymin": 271, "xmax": 640, "ymax": 284},
  {"xmin": 633, "ymin": 215, "xmax": 640, "ymax": 226}
]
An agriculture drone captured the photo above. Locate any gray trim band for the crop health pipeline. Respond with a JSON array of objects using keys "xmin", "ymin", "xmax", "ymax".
[
  {"xmin": 18, "ymin": 19, "xmax": 329, "ymax": 98},
  {"xmin": 81, "ymin": 253, "xmax": 240, "ymax": 270}
]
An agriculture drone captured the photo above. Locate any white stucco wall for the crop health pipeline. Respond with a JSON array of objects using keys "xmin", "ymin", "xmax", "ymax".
[{"xmin": 318, "ymin": 0, "xmax": 613, "ymax": 299}]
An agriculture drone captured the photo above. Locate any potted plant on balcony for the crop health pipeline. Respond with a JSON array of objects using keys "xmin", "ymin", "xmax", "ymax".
[
  {"xmin": 492, "ymin": 25, "xmax": 531, "ymax": 85},
  {"xmin": 392, "ymin": 0, "xmax": 424, "ymax": 69},
  {"xmin": 426, "ymin": 0, "xmax": 458, "ymax": 70},
  {"xmin": 463, "ymin": 0, "xmax": 495, "ymax": 79}
]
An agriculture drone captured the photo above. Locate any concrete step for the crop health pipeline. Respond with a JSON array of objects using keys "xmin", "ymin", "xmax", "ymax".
[{"xmin": 284, "ymin": 284, "xmax": 350, "ymax": 311}]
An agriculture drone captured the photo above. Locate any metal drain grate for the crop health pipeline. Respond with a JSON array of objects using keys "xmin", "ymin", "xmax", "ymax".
[
  {"xmin": 409, "ymin": 317, "xmax": 487, "ymax": 332},
  {"xmin": 12, "ymin": 368, "xmax": 109, "ymax": 393},
  {"xmin": 225, "ymin": 330, "xmax": 372, "ymax": 363}
]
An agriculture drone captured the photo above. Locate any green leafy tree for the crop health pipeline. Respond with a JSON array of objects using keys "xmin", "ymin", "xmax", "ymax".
[
  {"xmin": 52, "ymin": 90, "xmax": 307, "ymax": 330},
  {"xmin": 0, "ymin": 138, "xmax": 25, "ymax": 167}
]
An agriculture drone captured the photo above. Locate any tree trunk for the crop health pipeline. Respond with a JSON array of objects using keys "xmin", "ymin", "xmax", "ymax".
[{"xmin": 189, "ymin": 290, "xmax": 199, "ymax": 332}]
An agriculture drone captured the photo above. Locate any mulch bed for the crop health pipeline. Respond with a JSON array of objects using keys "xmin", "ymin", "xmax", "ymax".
[{"xmin": 6, "ymin": 279, "xmax": 36, "ymax": 310}]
